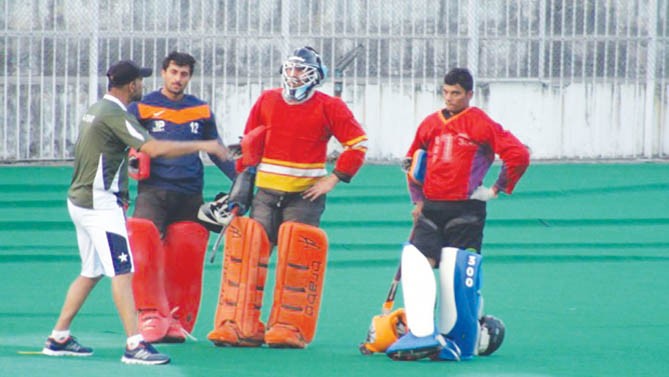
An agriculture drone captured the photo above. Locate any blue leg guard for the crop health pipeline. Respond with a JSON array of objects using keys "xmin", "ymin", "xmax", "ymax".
[
  {"xmin": 386, "ymin": 331, "xmax": 444, "ymax": 361},
  {"xmin": 435, "ymin": 247, "xmax": 483, "ymax": 361}
]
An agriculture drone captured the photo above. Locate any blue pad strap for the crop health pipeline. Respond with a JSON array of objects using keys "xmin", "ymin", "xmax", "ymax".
[{"xmin": 407, "ymin": 149, "xmax": 427, "ymax": 185}]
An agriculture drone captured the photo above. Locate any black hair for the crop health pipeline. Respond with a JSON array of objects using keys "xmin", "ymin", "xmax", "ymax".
[
  {"xmin": 162, "ymin": 51, "xmax": 196, "ymax": 75},
  {"xmin": 443, "ymin": 68, "xmax": 474, "ymax": 92}
]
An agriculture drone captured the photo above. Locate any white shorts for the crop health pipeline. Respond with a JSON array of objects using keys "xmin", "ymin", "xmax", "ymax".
[{"xmin": 67, "ymin": 199, "xmax": 134, "ymax": 277}]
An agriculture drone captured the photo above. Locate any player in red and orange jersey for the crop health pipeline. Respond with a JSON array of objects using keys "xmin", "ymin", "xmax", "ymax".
[{"xmin": 206, "ymin": 46, "xmax": 368, "ymax": 349}]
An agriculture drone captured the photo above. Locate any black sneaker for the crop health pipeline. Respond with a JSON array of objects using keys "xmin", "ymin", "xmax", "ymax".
[
  {"xmin": 121, "ymin": 341, "xmax": 170, "ymax": 365},
  {"xmin": 42, "ymin": 336, "xmax": 93, "ymax": 357}
]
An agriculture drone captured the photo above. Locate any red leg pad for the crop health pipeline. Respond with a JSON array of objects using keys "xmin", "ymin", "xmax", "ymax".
[
  {"xmin": 266, "ymin": 222, "xmax": 328, "ymax": 347},
  {"xmin": 127, "ymin": 218, "xmax": 169, "ymax": 316},
  {"xmin": 208, "ymin": 217, "xmax": 270, "ymax": 347},
  {"xmin": 162, "ymin": 221, "xmax": 209, "ymax": 334},
  {"xmin": 127, "ymin": 218, "xmax": 170, "ymax": 342}
]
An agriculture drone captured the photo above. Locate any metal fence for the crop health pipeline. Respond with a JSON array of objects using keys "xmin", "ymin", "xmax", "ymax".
[{"xmin": 1, "ymin": 0, "xmax": 668, "ymax": 161}]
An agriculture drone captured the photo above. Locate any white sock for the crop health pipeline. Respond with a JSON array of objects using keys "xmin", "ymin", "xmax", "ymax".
[
  {"xmin": 50, "ymin": 329, "xmax": 70, "ymax": 342},
  {"xmin": 401, "ymin": 244, "xmax": 436, "ymax": 337},
  {"xmin": 126, "ymin": 334, "xmax": 144, "ymax": 349}
]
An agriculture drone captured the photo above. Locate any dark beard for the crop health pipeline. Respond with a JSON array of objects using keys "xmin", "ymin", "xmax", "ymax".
[
  {"xmin": 130, "ymin": 90, "xmax": 142, "ymax": 102},
  {"xmin": 165, "ymin": 87, "xmax": 184, "ymax": 98}
]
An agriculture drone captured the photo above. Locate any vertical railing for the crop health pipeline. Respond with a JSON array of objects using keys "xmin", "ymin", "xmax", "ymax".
[
  {"xmin": 644, "ymin": 0, "xmax": 658, "ymax": 158},
  {"xmin": 0, "ymin": 0, "xmax": 667, "ymax": 161},
  {"xmin": 2, "ymin": 1, "xmax": 9, "ymax": 159},
  {"xmin": 466, "ymin": 0, "xmax": 479, "ymax": 77}
]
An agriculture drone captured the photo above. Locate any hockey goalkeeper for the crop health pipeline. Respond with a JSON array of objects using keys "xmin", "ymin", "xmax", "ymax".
[
  {"xmin": 199, "ymin": 46, "xmax": 368, "ymax": 349},
  {"xmin": 382, "ymin": 68, "xmax": 529, "ymax": 361}
]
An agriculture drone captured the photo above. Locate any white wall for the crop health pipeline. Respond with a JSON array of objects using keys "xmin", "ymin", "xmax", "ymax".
[
  {"xmin": 482, "ymin": 82, "xmax": 663, "ymax": 159},
  {"xmin": 210, "ymin": 81, "xmax": 668, "ymax": 161}
]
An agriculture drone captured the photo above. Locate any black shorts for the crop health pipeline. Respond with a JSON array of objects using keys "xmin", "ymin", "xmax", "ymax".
[
  {"xmin": 132, "ymin": 185, "xmax": 203, "ymax": 236},
  {"xmin": 249, "ymin": 188, "xmax": 326, "ymax": 244},
  {"xmin": 410, "ymin": 199, "xmax": 487, "ymax": 264}
]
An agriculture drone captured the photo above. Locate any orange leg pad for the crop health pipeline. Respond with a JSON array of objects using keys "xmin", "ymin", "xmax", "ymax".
[
  {"xmin": 208, "ymin": 217, "xmax": 270, "ymax": 346},
  {"xmin": 162, "ymin": 221, "xmax": 209, "ymax": 334},
  {"xmin": 266, "ymin": 222, "xmax": 328, "ymax": 347}
]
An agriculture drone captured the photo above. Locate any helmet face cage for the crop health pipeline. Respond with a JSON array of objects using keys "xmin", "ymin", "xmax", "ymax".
[{"xmin": 281, "ymin": 48, "xmax": 324, "ymax": 103}]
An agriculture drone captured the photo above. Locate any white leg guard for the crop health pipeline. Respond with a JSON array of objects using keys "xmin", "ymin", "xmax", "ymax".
[
  {"xmin": 437, "ymin": 247, "xmax": 482, "ymax": 360},
  {"xmin": 386, "ymin": 243, "xmax": 443, "ymax": 361},
  {"xmin": 401, "ymin": 243, "xmax": 436, "ymax": 337}
]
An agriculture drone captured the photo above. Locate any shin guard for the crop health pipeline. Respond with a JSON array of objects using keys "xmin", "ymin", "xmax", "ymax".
[
  {"xmin": 385, "ymin": 244, "xmax": 442, "ymax": 361},
  {"xmin": 436, "ymin": 247, "xmax": 482, "ymax": 360},
  {"xmin": 401, "ymin": 243, "xmax": 437, "ymax": 337},
  {"xmin": 208, "ymin": 217, "xmax": 270, "ymax": 346},
  {"xmin": 266, "ymin": 222, "xmax": 328, "ymax": 348},
  {"xmin": 162, "ymin": 221, "xmax": 209, "ymax": 334},
  {"xmin": 127, "ymin": 218, "xmax": 170, "ymax": 342}
]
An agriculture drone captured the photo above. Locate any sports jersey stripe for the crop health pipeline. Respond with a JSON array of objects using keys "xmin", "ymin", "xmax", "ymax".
[
  {"xmin": 136, "ymin": 103, "xmax": 211, "ymax": 124},
  {"xmin": 343, "ymin": 134, "xmax": 368, "ymax": 147},
  {"xmin": 255, "ymin": 172, "xmax": 320, "ymax": 193},
  {"xmin": 260, "ymin": 157, "xmax": 326, "ymax": 169},
  {"xmin": 92, "ymin": 154, "xmax": 121, "ymax": 209},
  {"xmin": 437, "ymin": 106, "xmax": 471, "ymax": 125},
  {"xmin": 125, "ymin": 120, "xmax": 146, "ymax": 141},
  {"xmin": 257, "ymin": 162, "xmax": 327, "ymax": 177},
  {"xmin": 348, "ymin": 144, "xmax": 368, "ymax": 152}
]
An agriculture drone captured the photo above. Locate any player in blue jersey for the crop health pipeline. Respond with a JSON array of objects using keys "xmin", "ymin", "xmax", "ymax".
[
  {"xmin": 126, "ymin": 51, "xmax": 235, "ymax": 343},
  {"xmin": 128, "ymin": 51, "xmax": 236, "ymax": 230}
]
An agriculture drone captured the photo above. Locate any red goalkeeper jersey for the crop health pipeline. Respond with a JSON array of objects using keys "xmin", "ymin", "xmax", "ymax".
[
  {"xmin": 406, "ymin": 106, "xmax": 529, "ymax": 201},
  {"xmin": 243, "ymin": 88, "xmax": 368, "ymax": 192}
]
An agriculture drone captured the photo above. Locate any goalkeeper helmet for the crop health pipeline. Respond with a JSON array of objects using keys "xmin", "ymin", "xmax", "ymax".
[
  {"xmin": 280, "ymin": 46, "xmax": 326, "ymax": 104},
  {"xmin": 478, "ymin": 315, "xmax": 506, "ymax": 356},
  {"xmin": 359, "ymin": 308, "xmax": 408, "ymax": 354}
]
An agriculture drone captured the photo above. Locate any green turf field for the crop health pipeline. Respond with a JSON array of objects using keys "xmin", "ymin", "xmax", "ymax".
[{"xmin": 1, "ymin": 163, "xmax": 668, "ymax": 376}]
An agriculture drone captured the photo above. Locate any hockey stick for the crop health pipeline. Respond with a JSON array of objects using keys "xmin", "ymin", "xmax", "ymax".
[
  {"xmin": 208, "ymin": 226, "xmax": 225, "ymax": 264},
  {"xmin": 358, "ymin": 261, "xmax": 403, "ymax": 355},
  {"xmin": 205, "ymin": 166, "xmax": 257, "ymax": 263},
  {"xmin": 359, "ymin": 225, "xmax": 416, "ymax": 354},
  {"xmin": 380, "ymin": 224, "xmax": 418, "ymax": 314},
  {"xmin": 207, "ymin": 207, "xmax": 239, "ymax": 264},
  {"xmin": 381, "ymin": 263, "xmax": 402, "ymax": 315}
]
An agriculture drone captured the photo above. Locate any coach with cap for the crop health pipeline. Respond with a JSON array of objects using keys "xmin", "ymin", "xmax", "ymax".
[{"xmin": 42, "ymin": 59, "xmax": 228, "ymax": 365}]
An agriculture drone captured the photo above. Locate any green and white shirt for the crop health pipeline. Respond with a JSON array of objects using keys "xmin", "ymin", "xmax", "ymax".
[{"xmin": 68, "ymin": 94, "xmax": 152, "ymax": 209}]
